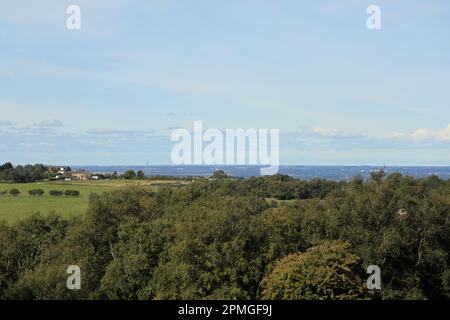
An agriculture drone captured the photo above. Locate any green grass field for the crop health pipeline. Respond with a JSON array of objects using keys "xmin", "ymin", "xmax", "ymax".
[{"xmin": 0, "ymin": 179, "xmax": 177, "ymax": 224}]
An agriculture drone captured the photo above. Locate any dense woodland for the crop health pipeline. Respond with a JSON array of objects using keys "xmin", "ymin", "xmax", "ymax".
[
  {"xmin": 0, "ymin": 163, "xmax": 50, "ymax": 183},
  {"xmin": 0, "ymin": 172, "xmax": 449, "ymax": 300}
]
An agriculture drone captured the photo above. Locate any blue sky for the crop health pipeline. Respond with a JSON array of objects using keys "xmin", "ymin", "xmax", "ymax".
[{"xmin": 0, "ymin": 0, "xmax": 449, "ymax": 165}]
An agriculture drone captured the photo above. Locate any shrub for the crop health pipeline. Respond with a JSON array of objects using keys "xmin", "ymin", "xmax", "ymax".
[
  {"xmin": 64, "ymin": 190, "xmax": 80, "ymax": 197},
  {"xmin": 9, "ymin": 189, "xmax": 20, "ymax": 197},
  {"xmin": 123, "ymin": 170, "xmax": 136, "ymax": 180},
  {"xmin": 28, "ymin": 189, "xmax": 44, "ymax": 196},
  {"xmin": 260, "ymin": 241, "xmax": 370, "ymax": 300},
  {"xmin": 49, "ymin": 190, "xmax": 63, "ymax": 196},
  {"xmin": 0, "ymin": 190, "xmax": 7, "ymax": 196},
  {"xmin": 136, "ymin": 170, "xmax": 145, "ymax": 180}
]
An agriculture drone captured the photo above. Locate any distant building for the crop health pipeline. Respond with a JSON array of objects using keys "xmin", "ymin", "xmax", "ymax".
[
  {"xmin": 48, "ymin": 166, "xmax": 71, "ymax": 174},
  {"xmin": 71, "ymin": 170, "xmax": 91, "ymax": 181},
  {"xmin": 58, "ymin": 167, "xmax": 68, "ymax": 174},
  {"xmin": 47, "ymin": 166, "xmax": 58, "ymax": 173}
]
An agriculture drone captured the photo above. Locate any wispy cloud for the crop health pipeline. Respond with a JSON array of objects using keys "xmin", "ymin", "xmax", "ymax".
[
  {"xmin": 34, "ymin": 119, "xmax": 64, "ymax": 128},
  {"xmin": 0, "ymin": 125, "xmax": 168, "ymax": 153},
  {"xmin": 86, "ymin": 129, "xmax": 156, "ymax": 136},
  {"xmin": 391, "ymin": 124, "xmax": 450, "ymax": 143}
]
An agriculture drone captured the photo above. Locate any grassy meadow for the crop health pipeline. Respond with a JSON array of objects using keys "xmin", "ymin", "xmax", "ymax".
[{"xmin": 0, "ymin": 179, "xmax": 179, "ymax": 224}]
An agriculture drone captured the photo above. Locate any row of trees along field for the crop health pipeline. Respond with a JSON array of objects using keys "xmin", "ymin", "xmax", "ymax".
[
  {"xmin": 0, "ymin": 172, "xmax": 449, "ymax": 299},
  {"xmin": 0, "ymin": 163, "xmax": 50, "ymax": 183},
  {"xmin": 0, "ymin": 162, "xmax": 147, "ymax": 183},
  {"xmin": 0, "ymin": 189, "xmax": 80, "ymax": 197}
]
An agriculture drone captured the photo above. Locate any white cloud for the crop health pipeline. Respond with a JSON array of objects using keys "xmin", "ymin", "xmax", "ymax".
[
  {"xmin": 391, "ymin": 124, "xmax": 450, "ymax": 143},
  {"xmin": 34, "ymin": 119, "xmax": 64, "ymax": 128},
  {"xmin": 312, "ymin": 127, "xmax": 361, "ymax": 139},
  {"xmin": 437, "ymin": 124, "xmax": 450, "ymax": 141}
]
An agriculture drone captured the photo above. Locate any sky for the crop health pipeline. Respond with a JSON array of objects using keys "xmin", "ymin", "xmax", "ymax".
[{"xmin": 0, "ymin": 0, "xmax": 449, "ymax": 166}]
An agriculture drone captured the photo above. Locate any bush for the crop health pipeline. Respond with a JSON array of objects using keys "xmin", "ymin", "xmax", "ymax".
[
  {"xmin": 49, "ymin": 190, "xmax": 63, "ymax": 196},
  {"xmin": 0, "ymin": 190, "xmax": 7, "ymax": 196},
  {"xmin": 64, "ymin": 190, "xmax": 80, "ymax": 197},
  {"xmin": 123, "ymin": 170, "xmax": 136, "ymax": 180},
  {"xmin": 28, "ymin": 189, "xmax": 44, "ymax": 196},
  {"xmin": 9, "ymin": 189, "xmax": 20, "ymax": 197},
  {"xmin": 260, "ymin": 241, "xmax": 370, "ymax": 300},
  {"xmin": 136, "ymin": 170, "xmax": 145, "ymax": 180}
]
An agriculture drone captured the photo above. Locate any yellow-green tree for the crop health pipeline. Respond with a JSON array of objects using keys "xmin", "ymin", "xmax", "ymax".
[{"xmin": 260, "ymin": 241, "xmax": 369, "ymax": 300}]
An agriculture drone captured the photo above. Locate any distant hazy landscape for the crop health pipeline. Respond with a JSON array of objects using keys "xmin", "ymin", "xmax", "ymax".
[
  {"xmin": 2, "ymin": 165, "xmax": 449, "ymax": 224},
  {"xmin": 74, "ymin": 165, "xmax": 450, "ymax": 180}
]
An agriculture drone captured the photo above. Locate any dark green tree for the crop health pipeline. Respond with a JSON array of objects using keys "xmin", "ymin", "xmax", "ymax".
[
  {"xmin": 9, "ymin": 189, "xmax": 20, "ymax": 197},
  {"xmin": 123, "ymin": 170, "xmax": 136, "ymax": 180},
  {"xmin": 136, "ymin": 170, "xmax": 145, "ymax": 180}
]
